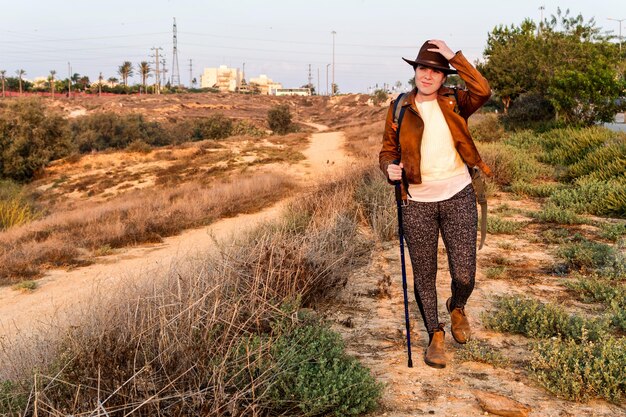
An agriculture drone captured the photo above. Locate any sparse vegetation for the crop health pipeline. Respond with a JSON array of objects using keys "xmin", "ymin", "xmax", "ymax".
[
  {"xmin": 456, "ymin": 339, "xmax": 509, "ymax": 367},
  {"xmin": 0, "ymin": 170, "xmax": 383, "ymax": 416},
  {"xmin": 487, "ymin": 216, "xmax": 526, "ymax": 234}
]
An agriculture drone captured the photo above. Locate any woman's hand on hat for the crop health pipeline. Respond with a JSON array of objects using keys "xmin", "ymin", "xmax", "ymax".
[
  {"xmin": 387, "ymin": 162, "xmax": 403, "ymax": 181},
  {"xmin": 427, "ymin": 40, "xmax": 455, "ymax": 60}
]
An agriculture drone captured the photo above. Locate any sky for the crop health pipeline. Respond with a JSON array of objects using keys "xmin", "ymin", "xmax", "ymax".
[{"xmin": 0, "ymin": 0, "xmax": 624, "ymax": 93}]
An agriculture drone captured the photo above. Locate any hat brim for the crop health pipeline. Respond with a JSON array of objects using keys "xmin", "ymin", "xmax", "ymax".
[{"xmin": 402, "ymin": 57, "xmax": 457, "ymax": 75}]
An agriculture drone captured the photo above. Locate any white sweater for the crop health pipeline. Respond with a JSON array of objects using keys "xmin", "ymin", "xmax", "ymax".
[{"xmin": 408, "ymin": 99, "xmax": 471, "ymax": 202}]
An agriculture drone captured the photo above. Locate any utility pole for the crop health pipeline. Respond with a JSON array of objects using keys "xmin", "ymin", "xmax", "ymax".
[
  {"xmin": 151, "ymin": 47, "xmax": 163, "ymax": 94},
  {"xmin": 308, "ymin": 64, "xmax": 312, "ymax": 89},
  {"xmin": 188, "ymin": 59, "xmax": 193, "ymax": 88},
  {"xmin": 538, "ymin": 6, "xmax": 545, "ymax": 35},
  {"xmin": 67, "ymin": 62, "xmax": 71, "ymax": 98},
  {"xmin": 331, "ymin": 30, "xmax": 336, "ymax": 96},
  {"xmin": 608, "ymin": 17, "xmax": 625, "ymax": 54},
  {"xmin": 171, "ymin": 17, "xmax": 181, "ymax": 87},
  {"xmin": 317, "ymin": 67, "xmax": 320, "ymax": 96}
]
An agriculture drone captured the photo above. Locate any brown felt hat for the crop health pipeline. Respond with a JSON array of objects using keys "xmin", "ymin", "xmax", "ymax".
[{"xmin": 402, "ymin": 41, "xmax": 457, "ymax": 74}]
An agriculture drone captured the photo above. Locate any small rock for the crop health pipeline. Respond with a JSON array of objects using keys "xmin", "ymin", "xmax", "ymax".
[{"xmin": 472, "ymin": 390, "xmax": 531, "ymax": 417}]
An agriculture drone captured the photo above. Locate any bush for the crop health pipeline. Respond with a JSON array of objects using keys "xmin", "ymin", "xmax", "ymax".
[
  {"xmin": 371, "ymin": 89, "xmax": 388, "ymax": 106},
  {"xmin": 267, "ymin": 320, "xmax": 382, "ymax": 416},
  {"xmin": 191, "ymin": 113, "xmax": 233, "ymax": 140},
  {"xmin": 268, "ymin": 105, "xmax": 294, "ymax": 135},
  {"xmin": 0, "ymin": 180, "xmax": 37, "ymax": 231},
  {"xmin": 482, "ymin": 296, "xmax": 609, "ymax": 342},
  {"xmin": 487, "ymin": 216, "xmax": 526, "ymax": 234},
  {"xmin": 456, "ymin": 339, "xmax": 509, "ymax": 367},
  {"xmin": 549, "ymin": 178, "xmax": 626, "ymax": 217},
  {"xmin": 470, "ymin": 113, "xmax": 505, "ymax": 142},
  {"xmin": 501, "ymin": 93, "xmax": 556, "ymax": 130},
  {"xmin": 510, "ymin": 181, "xmax": 564, "ymax": 198},
  {"xmin": 531, "ymin": 336, "xmax": 626, "ymax": 403},
  {"xmin": 477, "ymin": 142, "xmax": 551, "ymax": 186},
  {"xmin": 557, "ymin": 240, "xmax": 617, "ymax": 272},
  {"xmin": 0, "ymin": 99, "xmax": 73, "ymax": 181},
  {"xmin": 528, "ymin": 203, "xmax": 586, "ymax": 225},
  {"xmin": 354, "ymin": 168, "xmax": 396, "ymax": 241},
  {"xmin": 599, "ymin": 222, "xmax": 626, "ymax": 242},
  {"xmin": 71, "ymin": 113, "xmax": 175, "ymax": 152}
]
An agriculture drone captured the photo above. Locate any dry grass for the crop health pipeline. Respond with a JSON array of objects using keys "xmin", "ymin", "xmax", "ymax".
[
  {"xmin": 0, "ymin": 174, "xmax": 295, "ymax": 284},
  {"xmin": 0, "ymin": 168, "xmax": 380, "ymax": 416}
]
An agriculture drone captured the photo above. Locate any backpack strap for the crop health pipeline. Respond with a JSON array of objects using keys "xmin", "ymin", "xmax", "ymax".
[{"xmin": 392, "ymin": 93, "xmax": 410, "ymax": 199}]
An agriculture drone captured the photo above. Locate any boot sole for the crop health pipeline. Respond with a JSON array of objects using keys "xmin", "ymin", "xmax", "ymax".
[{"xmin": 424, "ymin": 358, "xmax": 446, "ymax": 369}]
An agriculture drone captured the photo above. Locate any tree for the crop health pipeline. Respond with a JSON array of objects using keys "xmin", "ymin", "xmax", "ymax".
[
  {"xmin": 118, "ymin": 61, "xmax": 134, "ymax": 87},
  {"xmin": 78, "ymin": 76, "xmax": 90, "ymax": 92},
  {"xmin": 301, "ymin": 83, "xmax": 316, "ymax": 95},
  {"xmin": 481, "ymin": 9, "xmax": 624, "ymax": 124},
  {"xmin": 16, "ymin": 69, "xmax": 25, "ymax": 95},
  {"xmin": 49, "ymin": 70, "xmax": 56, "ymax": 97},
  {"xmin": 267, "ymin": 105, "xmax": 294, "ymax": 134},
  {"xmin": 332, "ymin": 83, "xmax": 339, "ymax": 95},
  {"xmin": 138, "ymin": 61, "xmax": 151, "ymax": 94},
  {"xmin": 0, "ymin": 70, "xmax": 5, "ymax": 97},
  {"xmin": 97, "ymin": 72, "xmax": 103, "ymax": 96}
]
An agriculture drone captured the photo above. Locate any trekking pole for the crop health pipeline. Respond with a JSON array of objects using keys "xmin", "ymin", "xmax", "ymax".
[{"xmin": 394, "ymin": 179, "xmax": 413, "ymax": 368}]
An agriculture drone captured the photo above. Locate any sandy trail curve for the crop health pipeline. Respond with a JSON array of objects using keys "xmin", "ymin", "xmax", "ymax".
[{"xmin": 0, "ymin": 125, "xmax": 347, "ymax": 339}]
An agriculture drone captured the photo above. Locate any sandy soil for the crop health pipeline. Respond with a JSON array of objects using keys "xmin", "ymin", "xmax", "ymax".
[{"xmin": 0, "ymin": 124, "xmax": 347, "ymax": 340}]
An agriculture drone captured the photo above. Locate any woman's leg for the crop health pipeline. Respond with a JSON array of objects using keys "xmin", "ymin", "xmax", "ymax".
[
  {"xmin": 402, "ymin": 200, "xmax": 441, "ymax": 333},
  {"xmin": 439, "ymin": 184, "xmax": 477, "ymax": 309}
]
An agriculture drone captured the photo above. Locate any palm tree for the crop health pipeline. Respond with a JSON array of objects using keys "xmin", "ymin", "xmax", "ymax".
[
  {"xmin": 0, "ymin": 70, "xmax": 6, "ymax": 97},
  {"xmin": 138, "ymin": 61, "xmax": 151, "ymax": 94},
  {"xmin": 107, "ymin": 76, "xmax": 118, "ymax": 87},
  {"xmin": 49, "ymin": 70, "xmax": 56, "ymax": 97},
  {"xmin": 98, "ymin": 72, "xmax": 104, "ymax": 96},
  {"xmin": 16, "ymin": 69, "xmax": 25, "ymax": 95},
  {"xmin": 117, "ymin": 61, "xmax": 134, "ymax": 87}
]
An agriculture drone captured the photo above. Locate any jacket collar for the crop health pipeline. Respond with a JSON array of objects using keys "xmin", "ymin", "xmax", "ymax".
[{"xmin": 401, "ymin": 87, "xmax": 457, "ymax": 113}]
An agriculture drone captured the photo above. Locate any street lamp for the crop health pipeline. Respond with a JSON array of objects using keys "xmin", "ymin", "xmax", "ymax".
[
  {"xmin": 326, "ymin": 63, "xmax": 331, "ymax": 96},
  {"xmin": 608, "ymin": 17, "xmax": 625, "ymax": 54},
  {"xmin": 331, "ymin": 30, "xmax": 336, "ymax": 96}
]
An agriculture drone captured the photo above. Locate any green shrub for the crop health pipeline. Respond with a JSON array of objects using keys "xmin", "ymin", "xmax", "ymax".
[
  {"xmin": 0, "ymin": 380, "xmax": 28, "ymax": 415},
  {"xmin": 565, "ymin": 140, "xmax": 626, "ymax": 182},
  {"xmin": 501, "ymin": 93, "xmax": 556, "ymax": 130},
  {"xmin": 71, "ymin": 113, "xmax": 175, "ymax": 152},
  {"xmin": 470, "ymin": 113, "xmax": 504, "ymax": 142},
  {"xmin": 487, "ymin": 216, "xmax": 526, "ymax": 234},
  {"xmin": 268, "ymin": 321, "xmax": 382, "ymax": 416},
  {"xmin": 267, "ymin": 105, "xmax": 294, "ymax": 135},
  {"xmin": 530, "ymin": 336, "xmax": 626, "ymax": 403},
  {"xmin": 538, "ymin": 127, "xmax": 615, "ymax": 166},
  {"xmin": 191, "ymin": 114, "xmax": 234, "ymax": 140},
  {"xmin": 541, "ymin": 227, "xmax": 571, "ymax": 244},
  {"xmin": 565, "ymin": 274, "xmax": 626, "ymax": 305},
  {"xmin": 510, "ymin": 181, "xmax": 564, "ymax": 198},
  {"xmin": 482, "ymin": 296, "xmax": 608, "ymax": 342},
  {"xmin": 371, "ymin": 89, "xmax": 388, "ymax": 106},
  {"xmin": 485, "ymin": 266, "xmax": 507, "ymax": 279},
  {"xmin": 477, "ymin": 142, "xmax": 551, "ymax": 186},
  {"xmin": 456, "ymin": 339, "xmax": 509, "ymax": 367},
  {"xmin": 557, "ymin": 240, "xmax": 616, "ymax": 271},
  {"xmin": 0, "ymin": 99, "xmax": 73, "ymax": 181},
  {"xmin": 232, "ymin": 119, "xmax": 267, "ymax": 137},
  {"xmin": 599, "ymin": 222, "xmax": 626, "ymax": 242},
  {"xmin": 549, "ymin": 178, "xmax": 626, "ymax": 217},
  {"xmin": 529, "ymin": 203, "xmax": 586, "ymax": 225}
]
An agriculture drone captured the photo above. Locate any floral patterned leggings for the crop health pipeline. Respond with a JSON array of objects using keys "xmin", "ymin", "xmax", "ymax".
[{"xmin": 401, "ymin": 184, "xmax": 477, "ymax": 334}]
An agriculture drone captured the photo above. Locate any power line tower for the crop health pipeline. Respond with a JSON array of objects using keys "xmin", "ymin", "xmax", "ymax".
[
  {"xmin": 308, "ymin": 64, "xmax": 312, "ymax": 87},
  {"xmin": 171, "ymin": 17, "xmax": 181, "ymax": 87},
  {"xmin": 150, "ymin": 47, "xmax": 163, "ymax": 94}
]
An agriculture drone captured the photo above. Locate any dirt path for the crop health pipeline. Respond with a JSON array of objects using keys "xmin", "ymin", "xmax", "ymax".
[
  {"xmin": 0, "ymin": 126, "xmax": 348, "ymax": 340},
  {"xmin": 328, "ymin": 214, "xmax": 624, "ymax": 416}
]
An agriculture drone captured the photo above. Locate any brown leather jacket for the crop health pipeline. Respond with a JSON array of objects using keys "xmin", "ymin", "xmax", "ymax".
[{"xmin": 379, "ymin": 52, "xmax": 492, "ymax": 193}]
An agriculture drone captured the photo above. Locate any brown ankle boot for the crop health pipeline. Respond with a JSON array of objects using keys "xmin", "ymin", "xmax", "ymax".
[
  {"xmin": 424, "ymin": 326, "xmax": 446, "ymax": 368},
  {"xmin": 447, "ymin": 297, "xmax": 471, "ymax": 344}
]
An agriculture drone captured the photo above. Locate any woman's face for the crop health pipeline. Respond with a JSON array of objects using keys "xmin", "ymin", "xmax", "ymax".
[{"xmin": 415, "ymin": 65, "xmax": 445, "ymax": 97}]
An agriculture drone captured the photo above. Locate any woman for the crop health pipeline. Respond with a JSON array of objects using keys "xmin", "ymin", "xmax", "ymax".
[{"xmin": 379, "ymin": 39, "xmax": 492, "ymax": 368}]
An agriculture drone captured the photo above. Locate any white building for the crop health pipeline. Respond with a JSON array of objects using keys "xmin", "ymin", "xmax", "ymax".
[
  {"xmin": 200, "ymin": 65, "xmax": 242, "ymax": 92},
  {"xmin": 275, "ymin": 88, "xmax": 311, "ymax": 96},
  {"xmin": 249, "ymin": 74, "xmax": 282, "ymax": 95}
]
